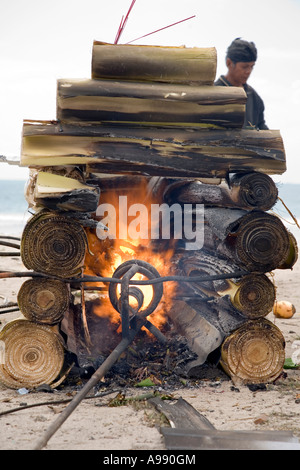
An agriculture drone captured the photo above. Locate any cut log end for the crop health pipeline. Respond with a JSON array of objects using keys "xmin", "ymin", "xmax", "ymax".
[
  {"xmin": 232, "ymin": 274, "xmax": 276, "ymax": 319},
  {"xmin": 220, "ymin": 319, "xmax": 286, "ymax": 384},
  {"xmin": 0, "ymin": 320, "xmax": 65, "ymax": 389},
  {"xmin": 232, "ymin": 212, "xmax": 291, "ymax": 272},
  {"xmin": 20, "ymin": 211, "xmax": 87, "ymax": 278},
  {"xmin": 278, "ymin": 231, "xmax": 298, "ymax": 269},
  {"xmin": 18, "ymin": 278, "xmax": 71, "ymax": 325},
  {"xmin": 230, "ymin": 172, "xmax": 278, "ymax": 211}
]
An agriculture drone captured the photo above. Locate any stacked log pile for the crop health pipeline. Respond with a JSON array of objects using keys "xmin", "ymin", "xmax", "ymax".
[{"xmin": 0, "ymin": 41, "xmax": 296, "ymax": 389}]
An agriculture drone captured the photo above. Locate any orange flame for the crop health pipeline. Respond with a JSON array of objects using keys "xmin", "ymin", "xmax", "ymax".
[{"xmin": 84, "ymin": 178, "xmax": 176, "ymax": 333}]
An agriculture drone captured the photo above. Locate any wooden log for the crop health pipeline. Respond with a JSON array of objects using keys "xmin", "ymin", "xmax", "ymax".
[
  {"xmin": 20, "ymin": 210, "xmax": 88, "ymax": 278},
  {"xmin": 169, "ymin": 289, "xmax": 250, "ymax": 360},
  {"xmin": 164, "ymin": 171, "xmax": 278, "ymax": 211},
  {"xmin": 56, "ymin": 79, "xmax": 246, "ymax": 128},
  {"xmin": 28, "ymin": 171, "xmax": 100, "ymax": 212},
  {"xmin": 167, "ymin": 300, "xmax": 224, "ymax": 374},
  {"xmin": 176, "ymin": 251, "xmax": 276, "ymax": 318},
  {"xmin": 173, "ymin": 250, "xmax": 242, "ymax": 299},
  {"xmin": 220, "ymin": 318, "xmax": 286, "ymax": 384},
  {"xmin": 86, "ymin": 174, "xmax": 149, "ymax": 194},
  {"xmin": 17, "ymin": 278, "xmax": 71, "ymax": 325},
  {"xmin": 225, "ymin": 274, "xmax": 275, "ymax": 319},
  {"xmin": 277, "ymin": 231, "xmax": 298, "ymax": 269},
  {"xmin": 21, "ymin": 120, "xmax": 286, "ymax": 178},
  {"xmin": 91, "ymin": 41, "xmax": 217, "ymax": 85},
  {"xmin": 171, "ymin": 207, "xmax": 293, "ymax": 272},
  {"xmin": 200, "ymin": 208, "xmax": 291, "ymax": 272},
  {"xmin": 186, "ymin": 296, "xmax": 249, "ymax": 337},
  {"xmin": 0, "ymin": 319, "xmax": 65, "ymax": 389},
  {"xmin": 25, "ymin": 167, "xmax": 87, "ymax": 207},
  {"xmin": 149, "ymin": 397, "xmax": 216, "ymax": 430}
]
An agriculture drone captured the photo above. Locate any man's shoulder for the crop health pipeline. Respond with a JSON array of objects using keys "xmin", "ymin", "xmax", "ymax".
[{"xmin": 244, "ymin": 83, "xmax": 264, "ymax": 102}]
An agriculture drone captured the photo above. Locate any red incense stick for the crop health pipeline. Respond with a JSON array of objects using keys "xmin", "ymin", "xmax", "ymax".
[
  {"xmin": 114, "ymin": 0, "xmax": 137, "ymax": 44},
  {"xmin": 126, "ymin": 15, "xmax": 196, "ymax": 44}
]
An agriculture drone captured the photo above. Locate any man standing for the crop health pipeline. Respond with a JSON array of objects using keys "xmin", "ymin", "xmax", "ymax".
[{"xmin": 215, "ymin": 38, "xmax": 268, "ymax": 130}]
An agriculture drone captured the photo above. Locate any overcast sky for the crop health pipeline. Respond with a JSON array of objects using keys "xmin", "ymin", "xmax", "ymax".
[{"xmin": 1, "ymin": 0, "xmax": 300, "ymax": 182}]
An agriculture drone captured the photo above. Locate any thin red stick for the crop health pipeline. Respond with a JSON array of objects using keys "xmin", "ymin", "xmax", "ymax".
[
  {"xmin": 114, "ymin": 15, "xmax": 124, "ymax": 44},
  {"xmin": 114, "ymin": 0, "xmax": 137, "ymax": 44},
  {"xmin": 126, "ymin": 15, "xmax": 196, "ymax": 44}
]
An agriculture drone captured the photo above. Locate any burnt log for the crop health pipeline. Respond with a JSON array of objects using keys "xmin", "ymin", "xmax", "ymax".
[
  {"xmin": 187, "ymin": 208, "xmax": 292, "ymax": 272},
  {"xmin": 169, "ymin": 296, "xmax": 285, "ymax": 382},
  {"xmin": 164, "ymin": 172, "xmax": 278, "ymax": 211},
  {"xmin": 25, "ymin": 171, "xmax": 100, "ymax": 212},
  {"xmin": 21, "ymin": 120, "xmax": 286, "ymax": 177},
  {"xmin": 56, "ymin": 79, "xmax": 246, "ymax": 129},
  {"xmin": 91, "ymin": 41, "xmax": 217, "ymax": 85},
  {"xmin": 167, "ymin": 300, "xmax": 224, "ymax": 375}
]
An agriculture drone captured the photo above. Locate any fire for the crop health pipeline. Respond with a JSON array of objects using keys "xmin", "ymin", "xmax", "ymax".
[{"xmin": 83, "ymin": 177, "xmax": 176, "ymax": 334}]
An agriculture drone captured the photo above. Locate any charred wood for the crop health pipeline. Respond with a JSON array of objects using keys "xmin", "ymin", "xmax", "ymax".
[
  {"xmin": 21, "ymin": 121, "xmax": 286, "ymax": 178},
  {"xmin": 25, "ymin": 171, "xmax": 100, "ymax": 213},
  {"xmin": 174, "ymin": 251, "xmax": 276, "ymax": 319},
  {"xmin": 163, "ymin": 172, "xmax": 278, "ymax": 211},
  {"xmin": 57, "ymin": 79, "xmax": 246, "ymax": 129},
  {"xmin": 177, "ymin": 207, "xmax": 292, "ymax": 272}
]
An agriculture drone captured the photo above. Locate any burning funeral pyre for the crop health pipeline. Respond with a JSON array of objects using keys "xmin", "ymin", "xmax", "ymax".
[{"xmin": 0, "ymin": 41, "xmax": 297, "ymax": 392}]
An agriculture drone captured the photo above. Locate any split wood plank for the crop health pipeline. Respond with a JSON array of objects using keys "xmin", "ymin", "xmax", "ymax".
[
  {"xmin": 57, "ymin": 79, "xmax": 246, "ymax": 128},
  {"xmin": 21, "ymin": 120, "xmax": 286, "ymax": 178}
]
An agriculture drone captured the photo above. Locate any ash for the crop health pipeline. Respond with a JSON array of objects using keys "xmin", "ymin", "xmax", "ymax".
[{"xmin": 64, "ymin": 326, "xmax": 229, "ymax": 393}]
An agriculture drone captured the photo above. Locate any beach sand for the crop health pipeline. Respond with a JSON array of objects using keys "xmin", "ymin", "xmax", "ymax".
[{"xmin": 0, "ymin": 247, "xmax": 299, "ymax": 451}]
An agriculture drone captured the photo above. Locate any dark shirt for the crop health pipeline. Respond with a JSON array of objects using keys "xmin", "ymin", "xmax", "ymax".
[{"xmin": 214, "ymin": 75, "xmax": 268, "ymax": 130}]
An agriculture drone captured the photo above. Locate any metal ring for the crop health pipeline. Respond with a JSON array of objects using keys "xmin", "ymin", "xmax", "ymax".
[{"xmin": 108, "ymin": 259, "xmax": 163, "ymax": 318}]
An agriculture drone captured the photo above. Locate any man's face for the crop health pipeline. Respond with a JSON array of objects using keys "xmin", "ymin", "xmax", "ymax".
[{"xmin": 226, "ymin": 58, "xmax": 255, "ymax": 86}]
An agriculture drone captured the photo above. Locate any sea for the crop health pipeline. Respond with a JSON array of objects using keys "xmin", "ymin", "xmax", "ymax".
[
  {"xmin": 0, "ymin": 179, "xmax": 299, "ymax": 243},
  {"xmin": 0, "ymin": 180, "xmax": 30, "ymax": 237}
]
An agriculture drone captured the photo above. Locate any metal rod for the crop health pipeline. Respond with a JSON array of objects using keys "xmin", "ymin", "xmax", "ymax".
[
  {"xmin": 0, "ymin": 236, "xmax": 21, "ymax": 240},
  {"xmin": 0, "ymin": 307, "xmax": 20, "ymax": 314},
  {"xmin": 0, "ymin": 302, "xmax": 18, "ymax": 309},
  {"xmin": 0, "ymin": 252, "xmax": 20, "ymax": 257},
  {"xmin": 70, "ymin": 271, "xmax": 250, "ymax": 285},
  {"xmin": 0, "ymin": 270, "xmax": 250, "ymax": 283},
  {"xmin": 0, "ymin": 271, "xmax": 48, "ymax": 279},
  {"xmin": 0, "ymin": 241, "xmax": 20, "ymax": 249},
  {"xmin": 33, "ymin": 317, "xmax": 145, "ymax": 450},
  {"xmin": 143, "ymin": 319, "xmax": 168, "ymax": 344},
  {"xmin": 120, "ymin": 264, "xmax": 140, "ymax": 339}
]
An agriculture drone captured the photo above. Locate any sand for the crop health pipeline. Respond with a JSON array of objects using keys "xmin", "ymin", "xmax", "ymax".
[{"xmin": 0, "ymin": 247, "xmax": 300, "ymax": 451}]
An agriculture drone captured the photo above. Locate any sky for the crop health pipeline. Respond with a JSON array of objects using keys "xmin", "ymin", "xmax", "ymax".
[{"xmin": 0, "ymin": 0, "xmax": 300, "ymax": 182}]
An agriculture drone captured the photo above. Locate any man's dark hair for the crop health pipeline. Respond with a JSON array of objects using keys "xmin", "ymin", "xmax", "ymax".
[{"xmin": 226, "ymin": 38, "xmax": 257, "ymax": 63}]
